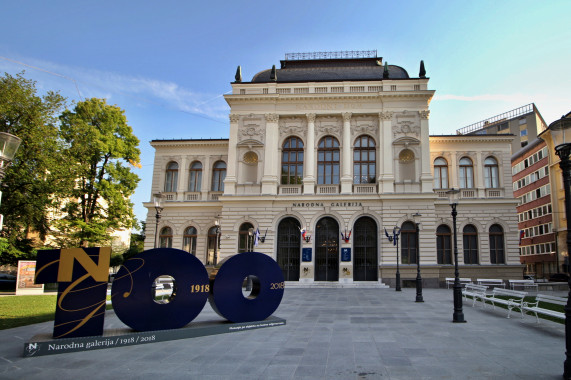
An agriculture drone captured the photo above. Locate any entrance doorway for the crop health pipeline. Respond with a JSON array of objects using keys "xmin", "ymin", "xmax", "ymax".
[
  {"xmin": 315, "ymin": 217, "xmax": 339, "ymax": 281},
  {"xmin": 277, "ymin": 217, "xmax": 301, "ymax": 281},
  {"xmin": 353, "ymin": 217, "xmax": 378, "ymax": 281}
]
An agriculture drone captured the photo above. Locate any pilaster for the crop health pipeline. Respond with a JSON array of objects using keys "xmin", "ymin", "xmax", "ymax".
[
  {"xmin": 224, "ymin": 114, "xmax": 240, "ymax": 195},
  {"xmin": 379, "ymin": 111, "xmax": 394, "ymax": 193},
  {"xmin": 261, "ymin": 113, "xmax": 279, "ymax": 194},
  {"xmin": 303, "ymin": 113, "xmax": 316, "ymax": 194},
  {"xmin": 419, "ymin": 110, "xmax": 433, "ymax": 192},
  {"xmin": 341, "ymin": 112, "xmax": 353, "ymax": 194}
]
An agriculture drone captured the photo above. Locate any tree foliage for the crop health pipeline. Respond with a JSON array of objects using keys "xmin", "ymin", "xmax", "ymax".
[
  {"xmin": 54, "ymin": 98, "xmax": 141, "ymax": 248},
  {"xmin": 0, "ymin": 72, "xmax": 69, "ymax": 262}
]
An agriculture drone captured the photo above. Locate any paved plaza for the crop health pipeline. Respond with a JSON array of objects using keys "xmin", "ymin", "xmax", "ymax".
[{"xmin": 0, "ymin": 288, "xmax": 567, "ymax": 379}]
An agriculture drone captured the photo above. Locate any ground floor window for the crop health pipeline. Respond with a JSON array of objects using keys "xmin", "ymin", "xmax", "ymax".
[
  {"xmin": 401, "ymin": 221, "xmax": 417, "ymax": 264},
  {"xmin": 436, "ymin": 225, "xmax": 452, "ymax": 264},
  {"xmin": 463, "ymin": 225, "xmax": 478, "ymax": 264}
]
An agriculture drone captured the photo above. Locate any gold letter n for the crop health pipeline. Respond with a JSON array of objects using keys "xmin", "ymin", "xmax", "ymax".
[{"xmin": 57, "ymin": 247, "xmax": 111, "ymax": 282}]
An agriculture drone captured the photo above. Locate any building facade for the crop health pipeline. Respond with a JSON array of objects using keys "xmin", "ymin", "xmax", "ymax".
[{"xmin": 144, "ymin": 51, "xmax": 522, "ymax": 287}]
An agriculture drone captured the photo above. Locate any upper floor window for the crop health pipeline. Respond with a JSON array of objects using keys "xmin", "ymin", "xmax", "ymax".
[
  {"xmin": 433, "ymin": 157, "xmax": 448, "ymax": 189},
  {"xmin": 212, "ymin": 161, "xmax": 226, "ymax": 192},
  {"xmin": 165, "ymin": 162, "xmax": 179, "ymax": 192},
  {"xmin": 459, "ymin": 157, "xmax": 474, "ymax": 188},
  {"xmin": 159, "ymin": 226, "xmax": 173, "ymax": 248},
  {"xmin": 281, "ymin": 137, "xmax": 304, "ymax": 185},
  {"xmin": 183, "ymin": 226, "xmax": 197, "ymax": 255},
  {"xmin": 318, "ymin": 136, "xmax": 340, "ymax": 185},
  {"xmin": 188, "ymin": 161, "xmax": 202, "ymax": 192},
  {"xmin": 353, "ymin": 135, "xmax": 376, "ymax": 184},
  {"xmin": 484, "ymin": 157, "xmax": 499, "ymax": 188}
]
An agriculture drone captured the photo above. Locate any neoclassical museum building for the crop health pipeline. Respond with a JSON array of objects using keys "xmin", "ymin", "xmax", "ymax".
[{"xmin": 144, "ymin": 51, "xmax": 522, "ymax": 287}]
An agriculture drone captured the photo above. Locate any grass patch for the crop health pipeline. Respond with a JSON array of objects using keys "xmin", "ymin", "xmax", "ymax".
[
  {"xmin": 0, "ymin": 295, "xmax": 58, "ymax": 330},
  {"xmin": 0, "ymin": 295, "xmax": 113, "ymax": 330}
]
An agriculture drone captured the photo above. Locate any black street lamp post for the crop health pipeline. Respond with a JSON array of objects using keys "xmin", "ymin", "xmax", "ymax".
[
  {"xmin": 413, "ymin": 212, "xmax": 423, "ymax": 302},
  {"xmin": 447, "ymin": 188, "xmax": 466, "ymax": 323},
  {"xmin": 153, "ymin": 193, "xmax": 164, "ymax": 249},
  {"xmin": 544, "ymin": 116, "xmax": 571, "ymax": 379},
  {"xmin": 385, "ymin": 226, "xmax": 402, "ymax": 291}
]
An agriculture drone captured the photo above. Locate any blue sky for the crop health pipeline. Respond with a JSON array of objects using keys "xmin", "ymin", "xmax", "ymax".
[{"xmin": 1, "ymin": 1, "xmax": 570, "ymax": 227}]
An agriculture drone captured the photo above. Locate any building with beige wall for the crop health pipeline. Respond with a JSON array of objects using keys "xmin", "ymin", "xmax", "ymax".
[{"xmin": 144, "ymin": 51, "xmax": 522, "ymax": 287}]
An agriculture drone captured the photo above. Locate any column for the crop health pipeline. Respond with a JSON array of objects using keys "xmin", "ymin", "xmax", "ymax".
[
  {"xmin": 341, "ymin": 112, "xmax": 353, "ymax": 194},
  {"xmin": 419, "ymin": 110, "xmax": 433, "ymax": 193},
  {"xmin": 261, "ymin": 113, "xmax": 279, "ymax": 195},
  {"xmin": 475, "ymin": 151, "xmax": 485, "ymax": 197},
  {"xmin": 224, "ymin": 114, "xmax": 240, "ymax": 195},
  {"xmin": 303, "ymin": 113, "xmax": 316, "ymax": 194},
  {"xmin": 379, "ymin": 111, "xmax": 394, "ymax": 193},
  {"xmin": 177, "ymin": 156, "xmax": 188, "ymax": 200},
  {"xmin": 201, "ymin": 155, "xmax": 211, "ymax": 201}
]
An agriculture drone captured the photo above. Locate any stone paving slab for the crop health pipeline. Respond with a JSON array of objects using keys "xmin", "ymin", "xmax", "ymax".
[{"xmin": 0, "ymin": 288, "xmax": 566, "ymax": 379}]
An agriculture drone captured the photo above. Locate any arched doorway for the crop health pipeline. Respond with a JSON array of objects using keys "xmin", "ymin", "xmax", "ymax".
[
  {"xmin": 315, "ymin": 217, "xmax": 339, "ymax": 281},
  {"xmin": 353, "ymin": 217, "xmax": 378, "ymax": 281},
  {"xmin": 277, "ymin": 218, "xmax": 301, "ymax": 281}
]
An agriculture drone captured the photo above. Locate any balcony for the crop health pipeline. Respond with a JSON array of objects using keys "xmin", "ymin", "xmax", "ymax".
[
  {"xmin": 353, "ymin": 184, "xmax": 376, "ymax": 194},
  {"xmin": 279, "ymin": 185, "xmax": 302, "ymax": 195},
  {"xmin": 184, "ymin": 192, "xmax": 200, "ymax": 201},
  {"xmin": 317, "ymin": 185, "xmax": 339, "ymax": 194}
]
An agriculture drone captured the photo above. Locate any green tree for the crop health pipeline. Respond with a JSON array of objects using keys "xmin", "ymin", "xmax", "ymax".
[
  {"xmin": 55, "ymin": 98, "xmax": 141, "ymax": 248},
  {"xmin": 0, "ymin": 72, "xmax": 69, "ymax": 264}
]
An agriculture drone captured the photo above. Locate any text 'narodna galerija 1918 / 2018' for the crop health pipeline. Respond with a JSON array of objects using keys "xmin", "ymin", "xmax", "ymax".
[{"xmin": 23, "ymin": 247, "xmax": 286, "ymax": 357}]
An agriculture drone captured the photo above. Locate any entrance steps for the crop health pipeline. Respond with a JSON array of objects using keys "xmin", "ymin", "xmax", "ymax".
[{"xmin": 285, "ymin": 281, "xmax": 390, "ymax": 289}]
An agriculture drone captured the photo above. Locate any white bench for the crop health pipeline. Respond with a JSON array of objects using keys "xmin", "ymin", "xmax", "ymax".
[
  {"xmin": 445, "ymin": 277, "xmax": 472, "ymax": 289},
  {"xmin": 462, "ymin": 283, "xmax": 488, "ymax": 307},
  {"xmin": 509, "ymin": 279, "xmax": 538, "ymax": 291},
  {"xmin": 476, "ymin": 279, "xmax": 505, "ymax": 288},
  {"xmin": 522, "ymin": 294, "xmax": 566, "ymax": 323},
  {"xmin": 485, "ymin": 288, "xmax": 528, "ymax": 318}
]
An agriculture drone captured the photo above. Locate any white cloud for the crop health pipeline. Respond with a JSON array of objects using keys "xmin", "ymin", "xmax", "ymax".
[{"xmin": 0, "ymin": 55, "xmax": 229, "ymax": 122}]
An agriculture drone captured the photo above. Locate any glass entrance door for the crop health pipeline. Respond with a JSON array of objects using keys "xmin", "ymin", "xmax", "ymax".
[
  {"xmin": 315, "ymin": 217, "xmax": 339, "ymax": 281},
  {"xmin": 277, "ymin": 218, "xmax": 301, "ymax": 281},
  {"xmin": 353, "ymin": 217, "xmax": 378, "ymax": 281}
]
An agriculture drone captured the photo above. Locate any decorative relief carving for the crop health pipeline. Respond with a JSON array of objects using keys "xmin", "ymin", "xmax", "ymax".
[
  {"xmin": 351, "ymin": 116, "xmax": 378, "ymax": 139},
  {"xmin": 342, "ymin": 112, "xmax": 352, "ymax": 122},
  {"xmin": 265, "ymin": 113, "xmax": 279, "ymax": 123},
  {"xmin": 379, "ymin": 111, "xmax": 393, "ymax": 120},
  {"xmin": 279, "ymin": 117, "xmax": 307, "ymax": 138},
  {"xmin": 392, "ymin": 122, "xmax": 421, "ymax": 140},
  {"xmin": 316, "ymin": 116, "xmax": 341, "ymax": 137},
  {"xmin": 306, "ymin": 113, "xmax": 316, "ymax": 123},
  {"xmin": 419, "ymin": 110, "xmax": 430, "ymax": 120},
  {"xmin": 229, "ymin": 114, "xmax": 240, "ymax": 123},
  {"xmin": 238, "ymin": 124, "xmax": 265, "ymax": 142}
]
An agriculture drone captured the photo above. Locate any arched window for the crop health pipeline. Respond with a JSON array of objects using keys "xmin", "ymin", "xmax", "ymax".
[
  {"xmin": 183, "ymin": 226, "xmax": 197, "ymax": 255},
  {"xmin": 165, "ymin": 162, "xmax": 179, "ymax": 192},
  {"xmin": 317, "ymin": 136, "xmax": 340, "ymax": 185},
  {"xmin": 207, "ymin": 226, "xmax": 219, "ymax": 265},
  {"xmin": 401, "ymin": 221, "xmax": 417, "ymax": 264},
  {"xmin": 489, "ymin": 224, "xmax": 505, "ymax": 264},
  {"xmin": 436, "ymin": 225, "xmax": 452, "ymax": 264},
  {"xmin": 484, "ymin": 157, "xmax": 499, "ymax": 188},
  {"xmin": 459, "ymin": 157, "xmax": 474, "ymax": 188},
  {"xmin": 238, "ymin": 223, "xmax": 254, "ymax": 253},
  {"xmin": 353, "ymin": 135, "xmax": 376, "ymax": 184},
  {"xmin": 188, "ymin": 162, "xmax": 202, "ymax": 192},
  {"xmin": 281, "ymin": 137, "xmax": 304, "ymax": 185},
  {"xmin": 212, "ymin": 161, "xmax": 226, "ymax": 192},
  {"xmin": 159, "ymin": 227, "xmax": 173, "ymax": 248},
  {"xmin": 399, "ymin": 149, "xmax": 415, "ymax": 181},
  {"xmin": 433, "ymin": 158, "xmax": 448, "ymax": 189},
  {"xmin": 463, "ymin": 225, "xmax": 478, "ymax": 264}
]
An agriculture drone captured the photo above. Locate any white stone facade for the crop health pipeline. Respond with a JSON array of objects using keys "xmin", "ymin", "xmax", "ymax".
[{"xmin": 144, "ymin": 55, "xmax": 522, "ymax": 286}]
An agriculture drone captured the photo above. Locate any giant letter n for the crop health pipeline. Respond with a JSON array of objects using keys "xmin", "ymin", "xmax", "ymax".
[{"xmin": 35, "ymin": 247, "xmax": 111, "ymax": 338}]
